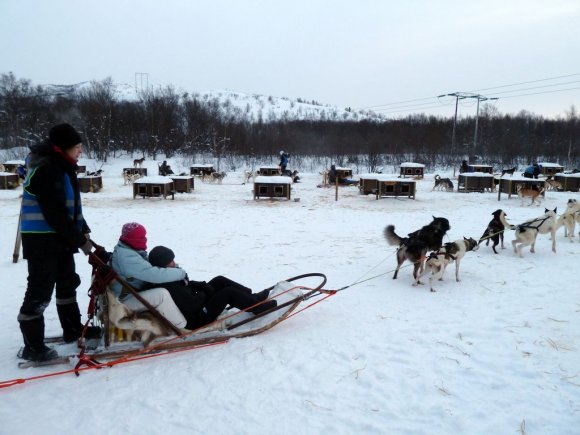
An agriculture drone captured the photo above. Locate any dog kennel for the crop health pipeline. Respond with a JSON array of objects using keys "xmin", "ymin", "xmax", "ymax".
[
  {"xmin": 253, "ymin": 176, "xmax": 291, "ymax": 200},
  {"xmin": 399, "ymin": 162, "xmax": 425, "ymax": 179}
]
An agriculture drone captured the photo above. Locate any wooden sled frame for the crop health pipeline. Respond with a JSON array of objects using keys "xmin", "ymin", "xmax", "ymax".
[{"xmin": 97, "ymin": 272, "xmax": 328, "ymax": 349}]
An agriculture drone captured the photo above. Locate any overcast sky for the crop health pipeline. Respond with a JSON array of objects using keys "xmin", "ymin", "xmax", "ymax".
[{"xmin": 1, "ymin": 0, "xmax": 579, "ymax": 118}]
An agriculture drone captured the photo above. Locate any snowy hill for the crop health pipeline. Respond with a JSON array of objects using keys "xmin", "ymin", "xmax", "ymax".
[{"xmin": 43, "ymin": 81, "xmax": 386, "ymax": 123}]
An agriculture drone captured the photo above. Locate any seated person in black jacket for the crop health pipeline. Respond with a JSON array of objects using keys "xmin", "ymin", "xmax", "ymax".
[{"xmin": 147, "ymin": 246, "xmax": 276, "ymax": 330}]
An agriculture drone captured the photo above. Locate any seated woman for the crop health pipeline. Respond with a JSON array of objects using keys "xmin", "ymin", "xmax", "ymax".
[
  {"xmin": 109, "ymin": 222, "xmax": 188, "ymax": 329},
  {"xmin": 148, "ymin": 246, "xmax": 277, "ymax": 330}
]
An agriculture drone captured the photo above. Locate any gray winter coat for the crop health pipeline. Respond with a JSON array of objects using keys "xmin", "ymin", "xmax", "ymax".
[{"xmin": 110, "ymin": 241, "xmax": 187, "ymax": 299}]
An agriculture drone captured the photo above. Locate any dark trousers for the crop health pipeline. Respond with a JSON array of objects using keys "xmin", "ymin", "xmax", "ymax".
[
  {"xmin": 186, "ymin": 276, "xmax": 256, "ymax": 329},
  {"xmin": 19, "ymin": 252, "xmax": 80, "ymax": 321}
]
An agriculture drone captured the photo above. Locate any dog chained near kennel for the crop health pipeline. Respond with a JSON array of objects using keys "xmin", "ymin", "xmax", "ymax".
[{"xmin": 0, "ymin": 240, "xmax": 338, "ymax": 389}]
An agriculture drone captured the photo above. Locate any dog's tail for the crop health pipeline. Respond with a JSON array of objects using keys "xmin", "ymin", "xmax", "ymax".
[
  {"xmin": 499, "ymin": 212, "xmax": 515, "ymax": 230},
  {"xmin": 384, "ymin": 225, "xmax": 404, "ymax": 246}
]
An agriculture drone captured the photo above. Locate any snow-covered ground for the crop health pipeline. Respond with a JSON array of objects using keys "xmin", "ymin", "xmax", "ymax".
[{"xmin": 0, "ymin": 156, "xmax": 579, "ymax": 435}]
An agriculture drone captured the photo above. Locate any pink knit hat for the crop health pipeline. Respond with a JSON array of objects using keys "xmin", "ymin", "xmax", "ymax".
[{"xmin": 119, "ymin": 222, "xmax": 147, "ymax": 251}]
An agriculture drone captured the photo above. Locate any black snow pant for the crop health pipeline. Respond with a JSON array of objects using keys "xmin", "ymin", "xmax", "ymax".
[
  {"xmin": 185, "ymin": 276, "xmax": 258, "ymax": 329},
  {"xmin": 18, "ymin": 252, "xmax": 80, "ymax": 321}
]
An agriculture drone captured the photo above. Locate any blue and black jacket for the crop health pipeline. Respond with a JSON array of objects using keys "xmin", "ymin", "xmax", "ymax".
[{"xmin": 20, "ymin": 140, "xmax": 89, "ymax": 258}]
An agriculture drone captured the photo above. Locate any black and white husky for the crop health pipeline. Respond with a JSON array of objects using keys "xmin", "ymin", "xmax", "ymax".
[
  {"xmin": 478, "ymin": 209, "xmax": 514, "ymax": 254},
  {"xmin": 512, "ymin": 208, "xmax": 558, "ymax": 257},
  {"xmin": 420, "ymin": 237, "xmax": 479, "ymax": 292},
  {"xmin": 433, "ymin": 174, "xmax": 454, "ymax": 191},
  {"xmin": 384, "ymin": 217, "xmax": 451, "ymax": 284}
]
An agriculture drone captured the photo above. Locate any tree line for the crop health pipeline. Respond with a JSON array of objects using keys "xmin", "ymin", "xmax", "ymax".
[{"xmin": 1, "ymin": 72, "xmax": 578, "ymax": 172}]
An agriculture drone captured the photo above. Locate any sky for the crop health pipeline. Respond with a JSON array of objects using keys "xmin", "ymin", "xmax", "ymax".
[
  {"xmin": 1, "ymin": 0, "xmax": 580, "ymax": 119},
  {"xmin": 1, "ymin": 155, "xmax": 579, "ymax": 433}
]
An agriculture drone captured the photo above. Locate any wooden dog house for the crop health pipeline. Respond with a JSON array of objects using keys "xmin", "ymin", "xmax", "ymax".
[
  {"xmin": 497, "ymin": 175, "xmax": 546, "ymax": 200},
  {"xmin": 399, "ymin": 162, "xmax": 425, "ymax": 179},
  {"xmin": 169, "ymin": 175, "xmax": 194, "ymax": 193},
  {"xmin": 466, "ymin": 164, "xmax": 493, "ymax": 174},
  {"xmin": 253, "ymin": 176, "xmax": 291, "ymax": 200},
  {"xmin": 538, "ymin": 162, "xmax": 564, "ymax": 177},
  {"xmin": 457, "ymin": 173, "xmax": 495, "ymax": 192},
  {"xmin": 554, "ymin": 173, "xmax": 580, "ymax": 192},
  {"xmin": 190, "ymin": 164, "xmax": 214, "ymax": 176},
  {"xmin": 78, "ymin": 174, "xmax": 103, "ymax": 193},
  {"xmin": 375, "ymin": 177, "xmax": 416, "ymax": 200},
  {"xmin": 2, "ymin": 160, "xmax": 25, "ymax": 173},
  {"xmin": 0, "ymin": 172, "xmax": 19, "ymax": 189},
  {"xmin": 257, "ymin": 166, "xmax": 281, "ymax": 176},
  {"xmin": 133, "ymin": 177, "xmax": 175, "ymax": 199}
]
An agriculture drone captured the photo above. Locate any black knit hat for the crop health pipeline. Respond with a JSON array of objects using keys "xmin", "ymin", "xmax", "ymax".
[
  {"xmin": 49, "ymin": 123, "xmax": 83, "ymax": 150},
  {"xmin": 148, "ymin": 246, "xmax": 175, "ymax": 267}
]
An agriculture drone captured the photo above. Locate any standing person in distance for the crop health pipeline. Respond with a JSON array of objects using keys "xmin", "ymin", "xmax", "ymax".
[
  {"xmin": 18, "ymin": 123, "xmax": 100, "ymax": 362},
  {"xmin": 279, "ymin": 150, "xmax": 289, "ymax": 174}
]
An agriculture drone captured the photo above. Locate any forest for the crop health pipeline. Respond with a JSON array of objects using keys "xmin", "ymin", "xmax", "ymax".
[{"xmin": 1, "ymin": 72, "xmax": 578, "ymax": 172}]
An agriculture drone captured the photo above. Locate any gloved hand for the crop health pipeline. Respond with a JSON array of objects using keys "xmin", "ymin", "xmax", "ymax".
[{"xmin": 80, "ymin": 238, "xmax": 92, "ymax": 255}]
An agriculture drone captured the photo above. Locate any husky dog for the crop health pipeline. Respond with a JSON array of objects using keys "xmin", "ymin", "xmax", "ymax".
[
  {"xmin": 517, "ymin": 184, "xmax": 544, "ymax": 206},
  {"xmin": 420, "ymin": 237, "xmax": 479, "ymax": 292},
  {"xmin": 105, "ymin": 288, "xmax": 174, "ymax": 344},
  {"xmin": 544, "ymin": 176, "xmax": 563, "ymax": 191},
  {"xmin": 208, "ymin": 171, "xmax": 226, "ymax": 183},
  {"xmin": 123, "ymin": 170, "xmax": 142, "ymax": 185},
  {"xmin": 479, "ymin": 209, "xmax": 514, "ymax": 254},
  {"xmin": 384, "ymin": 216, "xmax": 451, "ymax": 284},
  {"xmin": 501, "ymin": 167, "xmax": 517, "ymax": 177},
  {"xmin": 133, "ymin": 157, "xmax": 145, "ymax": 168},
  {"xmin": 512, "ymin": 208, "xmax": 558, "ymax": 257},
  {"xmin": 243, "ymin": 170, "xmax": 255, "ymax": 184},
  {"xmin": 556, "ymin": 199, "xmax": 580, "ymax": 241},
  {"xmin": 433, "ymin": 174, "xmax": 454, "ymax": 192}
]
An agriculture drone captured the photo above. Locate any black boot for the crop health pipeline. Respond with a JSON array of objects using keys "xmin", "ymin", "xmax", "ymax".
[
  {"xmin": 254, "ymin": 289, "xmax": 271, "ymax": 302},
  {"xmin": 251, "ymin": 300, "xmax": 277, "ymax": 315},
  {"xmin": 57, "ymin": 302, "xmax": 102, "ymax": 343},
  {"xmin": 19, "ymin": 317, "xmax": 58, "ymax": 362}
]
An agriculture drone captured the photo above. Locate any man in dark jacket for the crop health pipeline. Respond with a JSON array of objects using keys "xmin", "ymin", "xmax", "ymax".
[{"xmin": 18, "ymin": 123, "xmax": 100, "ymax": 362}]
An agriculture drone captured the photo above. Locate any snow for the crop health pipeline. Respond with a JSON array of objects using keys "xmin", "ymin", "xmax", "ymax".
[
  {"xmin": 254, "ymin": 176, "xmax": 292, "ymax": 184},
  {"xmin": 1, "ymin": 156, "xmax": 579, "ymax": 435}
]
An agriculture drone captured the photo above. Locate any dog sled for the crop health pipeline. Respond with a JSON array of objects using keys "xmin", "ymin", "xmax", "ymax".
[{"xmin": 18, "ymin": 244, "xmax": 329, "ymax": 369}]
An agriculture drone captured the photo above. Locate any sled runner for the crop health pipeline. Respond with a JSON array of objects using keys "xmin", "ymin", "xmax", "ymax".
[{"xmin": 18, "ymin": 244, "xmax": 328, "ymax": 369}]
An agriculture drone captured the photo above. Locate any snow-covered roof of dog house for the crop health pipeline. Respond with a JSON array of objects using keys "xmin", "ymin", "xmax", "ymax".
[
  {"xmin": 254, "ymin": 176, "xmax": 292, "ymax": 184},
  {"xmin": 133, "ymin": 176, "xmax": 174, "ymax": 184},
  {"xmin": 3, "ymin": 160, "xmax": 25, "ymax": 165},
  {"xmin": 260, "ymin": 165, "xmax": 280, "ymax": 170},
  {"xmin": 360, "ymin": 174, "xmax": 415, "ymax": 181},
  {"xmin": 400, "ymin": 162, "xmax": 425, "ymax": 168},
  {"xmin": 169, "ymin": 175, "xmax": 194, "ymax": 179},
  {"xmin": 538, "ymin": 162, "xmax": 563, "ymax": 168},
  {"xmin": 461, "ymin": 172, "xmax": 494, "ymax": 177},
  {"xmin": 500, "ymin": 174, "xmax": 545, "ymax": 181},
  {"xmin": 334, "ymin": 166, "xmax": 352, "ymax": 171},
  {"xmin": 190, "ymin": 164, "xmax": 214, "ymax": 167}
]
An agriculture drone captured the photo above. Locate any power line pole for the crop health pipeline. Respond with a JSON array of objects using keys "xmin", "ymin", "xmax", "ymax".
[{"xmin": 439, "ymin": 92, "xmax": 498, "ymax": 162}]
